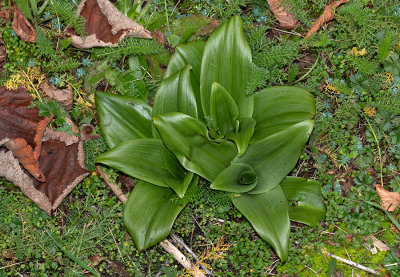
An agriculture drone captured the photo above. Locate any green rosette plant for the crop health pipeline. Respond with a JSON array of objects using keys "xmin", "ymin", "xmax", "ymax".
[{"xmin": 95, "ymin": 15, "xmax": 326, "ymax": 261}]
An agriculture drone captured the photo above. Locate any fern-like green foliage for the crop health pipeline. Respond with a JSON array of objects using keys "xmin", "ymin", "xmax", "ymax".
[
  {"xmin": 35, "ymin": 27, "xmax": 55, "ymax": 58},
  {"xmin": 377, "ymin": 33, "xmax": 395, "ymax": 61},
  {"xmin": 45, "ymin": 57, "xmax": 81, "ymax": 73},
  {"xmin": 372, "ymin": 90, "xmax": 400, "ymax": 115},
  {"xmin": 15, "ymin": 0, "xmax": 32, "ymax": 20},
  {"xmin": 247, "ymin": 25, "xmax": 269, "ymax": 54},
  {"xmin": 253, "ymin": 40, "xmax": 300, "ymax": 68},
  {"xmin": 92, "ymin": 38, "xmax": 164, "ymax": 60},
  {"xmin": 349, "ymin": 56, "xmax": 379, "ymax": 75},
  {"xmin": 246, "ymin": 64, "xmax": 269, "ymax": 95},
  {"xmin": 50, "ymin": 0, "xmax": 86, "ymax": 35}
]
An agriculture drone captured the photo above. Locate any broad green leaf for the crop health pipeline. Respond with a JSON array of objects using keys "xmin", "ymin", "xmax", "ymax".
[
  {"xmin": 162, "ymin": 147, "xmax": 186, "ymax": 179},
  {"xmin": 200, "ymin": 15, "xmax": 253, "ymax": 118},
  {"xmin": 153, "ymin": 113, "xmax": 237, "ymax": 181},
  {"xmin": 96, "ymin": 139, "xmax": 192, "ymax": 198},
  {"xmin": 164, "ymin": 41, "xmax": 204, "ymax": 81},
  {"xmin": 95, "ymin": 91, "xmax": 152, "ymax": 148},
  {"xmin": 153, "ymin": 66, "xmax": 198, "ymax": 119},
  {"xmin": 280, "ymin": 177, "xmax": 326, "ymax": 227},
  {"xmin": 124, "ymin": 180, "xmax": 194, "ymax": 250},
  {"xmin": 236, "ymin": 120, "xmax": 314, "ymax": 194},
  {"xmin": 252, "ymin": 86, "xmax": 315, "ymax": 142},
  {"xmin": 210, "ymin": 82, "xmax": 239, "ymax": 134},
  {"xmin": 211, "ymin": 163, "xmax": 258, "ymax": 193},
  {"xmin": 164, "ymin": 41, "xmax": 205, "ymax": 121},
  {"xmin": 226, "ymin": 116, "xmax": 256, "ymax": 156},
  {"xmin": 232, "ymin": 186, "xmax": 290, "ymax": 261}
]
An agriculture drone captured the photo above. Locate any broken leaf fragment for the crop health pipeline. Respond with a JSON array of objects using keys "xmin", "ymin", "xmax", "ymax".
[
  {"xmin": 11, "ymin": 6, "xmax": 36, "ymax": 43},
  {"xmin": 40, "ymin": 81, "xmax": 74, "ymax": 110},
  {"xmin": 65, "ymin": 0, "xmax": 152, "ymax": 48},
  {"xmin": 0, "ymin": 87, "xmax": 51, "ymax": 181},
  {"xmin": 376, "ymin": 185, "xmax": 400, "ymax": 212},
  {"xmin": 267, "ymin": 0, "xmax": 298, "ymax": 29},
  {"xmin": 0, "ymin": 39, "xmax": 6, "ymax": 71},
  {"xmin": 305, "ymin": 0, "xmax": 348, "ymax": 38}
]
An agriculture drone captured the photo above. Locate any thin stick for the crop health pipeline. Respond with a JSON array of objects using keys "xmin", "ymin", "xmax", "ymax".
[
  {"xmin": 0, "ymin": 262, "xmax": 24, "ymax": 270},
  {"xmin": 269, "ymin": 26, "xmax": 303, "ymax": 37},
  {"xmin": 96, "ymin": 166, "xmax": 128, "ymax": 203},
  {"xmin": 305, "ymin": 265, "xmax": 319, "ymax": 276},
  {"xmin": 108, "ymin": 226, "xmax": 125, "ymax": 262},
  {"xmin": 365, "ymin": 117, "xmax": 384, "ymax": 186},
  {"xmin": 96, "ymin": 166, "xmax": 204, "ymax": 277},
  {"xmin": 326, "ymin": 253, "xmax": 378, "ymax": 275},
  {"xmin": 384, "ymin": 262, "xmax": 400, "ymax": 267},
  {"xmin": 171, "ymin": 234, "xmax": 211, "ymax": 275}
]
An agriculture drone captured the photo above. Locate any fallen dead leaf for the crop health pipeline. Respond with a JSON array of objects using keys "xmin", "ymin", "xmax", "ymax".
[
  {"xmin": 40, "ymin": 81, "xmax": 74, "ymax": 110},
  {"xmin": 65, "ymin": 0, "xmax": 152, "ymax": 49},
  {"xmin": 376, "ymin": 184, "xmax": 400, "ymax": 212},
  {"xmin": 0, "ymin": 129, "xmax": 89, "ymax": 215},
  {"xmin": 267, "ymin": 0, "xmax": 298, "ymax": 29},
  {"xmin": 305, "ymin": 0, "xmax": 348, "ymax": 38},
  {"xmin": 0, "ymin": 87, "xmax": 52, "ymax": 181},
  {"xmin": 11, "ymin": 6, "xmax": 36, "ymax": 43},
  {"xmin": 0, "ymin": 39, "xmax": 6, "ymax": 71}
]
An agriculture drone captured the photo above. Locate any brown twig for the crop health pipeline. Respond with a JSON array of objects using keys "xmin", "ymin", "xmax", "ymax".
[{"xmin": 326, "ymin": 252, "xmax": 379, "ymax": 275}]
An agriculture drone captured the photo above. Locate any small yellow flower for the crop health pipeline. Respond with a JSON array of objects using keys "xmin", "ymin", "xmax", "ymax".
[
  {"xmin": 323, "ymin": 81, "xmax": 340, "ymax": 95},
  {"xmin": 364, "ymin": 106, "xmax": 376, "ymax": 117},
  {"xmin": 350, "ymin": 47, "xmax": 367, "ymax": 56}
]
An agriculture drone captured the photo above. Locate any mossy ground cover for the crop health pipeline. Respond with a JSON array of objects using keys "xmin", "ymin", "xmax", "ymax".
[{"xmin": 1, "ymin": 0, "xmax": 400, "ymax": 276}]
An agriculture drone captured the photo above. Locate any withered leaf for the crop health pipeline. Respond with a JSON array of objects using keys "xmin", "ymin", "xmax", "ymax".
[
  {"xmin": 66, "ymin": 0, "xmax": 152, "ymax": 49},
  {"xmin": 0, "ymin": 39, "xmax": 6, "ymax": 71},
  {"xmin": 267, "ymin": 0, "xmax": 298, "ymax": 29},
  {"xmin": 40, "ymin": 81, "xmax": 74, "ymax": 110},
  {"xmin": 305, "ymin": 0, "xmax": 348, "ymax": 38},
  {"xmin": 0, "ymin": 6, "xmax": 11, "ymax": 27},
  {"xmin": 0, "ymin": 87, "xmax": 51, "ymax": 181},
  {"xmin": 0, "ymin": 130, "xmax": 89, "ymax": 215},
  {"xmin": 376, "ymin": 185, "xmax": 400, "ymax": 212},
  {"xmin": 11, "ymin": 7, "xmax": 36, "ymax": 43}
]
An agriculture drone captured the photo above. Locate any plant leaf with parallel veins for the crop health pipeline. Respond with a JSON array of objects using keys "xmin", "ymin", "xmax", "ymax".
[
  {"xmin": 200, "ymin": 15, "xmax": 253, "ymax": 118},
  {"xmin": 210, "ymin": 82, "xmax": 239, "ymax": 134},
  {"xmin": 280, "ymin": 176, "xmax": 326, "ymax": 226},
  {"xmin": 252, "ymin": 86, "xmax": 315, "ymax": 142},
  {"xmin": 96, "ymin": 138, "xmax": 192, "ymax": 198},
  {"xmin": 124, "ymin": 180, "xmax": 195, "ymax": 250},
  {"xmin": 153, "ymin": 65, "xmax": 198, "ymax": 119},
  {"xmin": 211, "ymin": 163, "xmax": 258, "ymax": 193},
  {"xmin": 226, "ymin": 116, "xmax": 256, "ymax": 156},
  {"xmin": 236, "ymin": 120, "xmax": 314, "ymax": 194},
  {"xmin": 232, "ymin": 186, "xmax": 290, "ymax": 261},
  {"xmin": 164, "ymin": 41, "xmax": 205, "ymax": 121},
  {"xmin": 153, "ymin": 113, "xmax": 237, "ymax": 181},
  {"xmin": 95, "ymin": 91, "xmax": 152, "ymax": 149}
]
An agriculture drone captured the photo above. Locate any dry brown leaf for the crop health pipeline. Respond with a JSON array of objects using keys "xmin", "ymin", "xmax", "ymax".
[
  {"xmin": 11, "ymin": 7, "xmax": 36, "ymax": 43},
  {"xmin": 0, "ymin": 129, "xmax": 89, "ymax": 215},
  {"xmin": 0, "ymin": 6, "xmax": 11, "ymax": 27},
  {"xmin": 0, "ymin": 39, "xmax": 6, "ymax": 71},
  {"xmin": 305, "ymin": 0, "xmax": 348, "ymax": 38},
  {"xmin": 376, "ymin": 185, "xmax": 400, "ymax": 212},
  {"xmin": 267, "ymin": 0, "xmax": 298, "ymax": 29},
  {"xmin": 0, "ymin": 87, "xmax": 52, "ymax": 181},
  {"xmin": 65, "ymin": 0, "xmax": 152, "ymax": 49},
  {"xmin": 39, "ymin": 81, "xmax": 74, "ymax": 110}
]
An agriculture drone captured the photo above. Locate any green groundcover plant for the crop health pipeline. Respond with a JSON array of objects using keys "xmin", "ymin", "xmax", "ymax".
[{"xmin": 95, "ymin": 15, "xmax": 326, "ymax": 261}]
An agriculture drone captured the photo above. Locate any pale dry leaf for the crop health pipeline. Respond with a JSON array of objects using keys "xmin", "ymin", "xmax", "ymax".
[
  {"xmin": 40, "ymin": 81, "xmax": 74, "ymax": 110},
  {"xmin": 305, "ymin": 0, "xmax": 348, "ymax": 38},
  {"xmin": 267, "ymin": 0, "xmax": 298, "ymax": 29},
  {"xmin": 11, "ymin": 7, "xmax": 36, "ymax": 43},
  {"xmin": 65, "ymin": 0, "xmax": 152, "ymax": 49},
  {"xmin": 376, "ymin": 185, "xmax": 400, "ymax": 212},
  {"xmin": 369, "ymin": 235, "xmax": 390, "ymax": 252}
]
